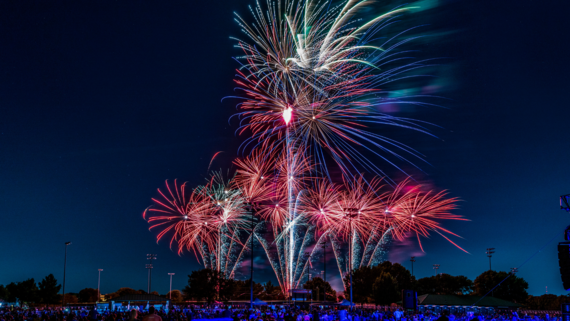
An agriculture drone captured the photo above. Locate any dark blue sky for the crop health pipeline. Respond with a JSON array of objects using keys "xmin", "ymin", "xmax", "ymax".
[{"xmin": 1, "ymin": 0, "xmax": 569, "ymax": 297}]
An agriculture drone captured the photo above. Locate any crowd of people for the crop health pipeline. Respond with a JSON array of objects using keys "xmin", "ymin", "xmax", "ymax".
[{"xmin": 0, "ymin": 304, "xmax": 562, "ymax": 321}]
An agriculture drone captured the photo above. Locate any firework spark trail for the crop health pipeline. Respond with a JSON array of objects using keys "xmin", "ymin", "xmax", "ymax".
[
  {"xmin": 227, "ymin": 222, "xmax": 265, "ymax": 280},
  {"xmin": 363, "ymin": 227, "xmax": 393, "ymax": 268},
  {"xmin": 293, "ymin": 225, "xmax": 314, "ymax": 284},
  {"xmin": 352, "ymin": 232, "xmax": 362, "ymax": 272},
  {"xmin": 330, "ymin": 236, "xmax": 346, "ymax": 285},
  {"xmin": 224, "ymin": 228, "xmax": 239, "ymax": 277},
  {"xmin": 286, "ymin": 121, "xmax": 294, "ymax": 291},
  {"xmin": 294, "ymin": 231, "xmax": 328, "ymax": 289},
  {"xmin": 254, "ymin": 222, "xmax": 290, "ymax": 293}
]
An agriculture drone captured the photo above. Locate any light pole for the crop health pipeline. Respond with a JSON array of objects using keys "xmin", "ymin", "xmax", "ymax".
[
  {"xmin": 97, "ymin": 269, "xmax": 103, "ymax": 303},
  {"xmin": 344, "ymin": 208, "xmax": 360, "ymax": 309},
  {"xmin": 147, "ymin": 254, "xmax": 157, "ymax": 293},
  {"xmin": 250, "ymin": 208, "xmax": 254, "ymax": 309},
  {"xmin": 410, "ymin": 257, "xmax": 416, "ymax": 277},
  {"xmin": 486, "ymin": 248, "xmax": 495, "ymax": 270},
  {"xmin": 245, "ymin": 203, "xmax": 258, "ymax": 309},
  {"xmin": 62, "ymin": 242, "xmax": 71, "ymax": 308},
  {"xmin": 509, "ymin": 266, "xmax": 519, "ymax": 298},
  {"xmin": 433, "ymin": 264, "xmax": 440, "ymax": 276},
  {"xmin": 146, "ymin": 264, "xmax": 153, "ymax": 293},
  {"xmin": 320, "ymin": 237, "xmax": 328, "ymax": 302},
  {"xmin": 168, "ymin": 273, "xmax": 175, "ymax": 300}
]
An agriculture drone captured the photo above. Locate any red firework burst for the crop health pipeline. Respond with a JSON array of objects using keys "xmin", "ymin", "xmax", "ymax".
[{"xmin": 143, "ymin": 180, "xmax": 217, "ymax": 259}]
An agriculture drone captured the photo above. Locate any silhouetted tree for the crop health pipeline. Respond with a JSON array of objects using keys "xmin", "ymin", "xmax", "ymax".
[
  {"xmin": 104, "ymin": 292, "xmax": 119, "ymax": 300},
  {"xmin": 6, "ymin": 279, "xmax": 39, "ymax": 303},
  {"xmin": 6, "ymin": 283, "xmax": 18, "ymax": 302},
  {"xmin": 61, "ymin": 293, "xmax": 78, "ymax": 304},
  {"xmin": 166, "ymin": 290, "xmax": 183, "ymax": 302},
  {"xmin": 218, "ymin": 277, "xmax": 236, "ymax": 303},
  {"xmin": 104, "ymin": 287, "xmax": 144, "ymax": 301},
  {"xmin": 0, "ymin": 285, "xmax": 9, "ymax": 301},
  {"xmin": 416, "ymin": 274, "xmax": 473, "ymax": 295},
  {"xmin": 38, "ymin": 274, "xmax": 61, "ymax": 304},
  {"xmin": 474, "ymin": 270, "xmax": 528, "ymax": 303},
  {"xmin": 343, "ymin": 261, "xmax": 414, "ymax": 303},
  {"xmin": 230, "ymin": 280, "xmax": 264, "ymax": 300},
  {"xmin": 303, "ymin": 277, "xmax": 336, "ymax": 301},
  {"xmin": 373, "ymin": 272, "xmax": 398, "ymax": 305},
  {"xmin": 116, "ymin": 287, "xmax": 139, "ymax": 296},
  {"xmin": 260, "ymin": 281, "xmax": 281, "ymax": 300},
  {"xmin": 78, "ymin": 288, "xmax": 98, "ymax": 303},
  {"xmin": 183, "ymin": 268, "xmax": 234, "ymax": 304}
]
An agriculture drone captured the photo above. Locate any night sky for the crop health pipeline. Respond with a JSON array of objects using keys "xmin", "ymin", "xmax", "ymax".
[{"xmin": 1, "ymin": 0, "xmax": 570, "ymax": 297}]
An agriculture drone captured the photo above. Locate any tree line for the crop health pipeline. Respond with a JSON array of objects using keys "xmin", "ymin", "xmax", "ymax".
[
  {"xmin": 180, "ymin": 265, "xmax": 528, "ymax": 306},
  {"xmin": 0, "ymin": 274, "xmax": 61, "ymax": 305},
  {"xmin": 0, "ymin": 276, "xmax": 178, "ymax": 305},
  {"xmin": 179, "ymin": 264, "xmax": 569, "ymax": 310},
  {"xmin": 182, "ymin": 268, "xmax": 288, "ymax": 304},
  {"xmin": 342, "ymin": 262, "xmax": 531, "ymax": 305},
  {"xmin": 1, "ymin": 263, "xmax": 568, "ymax": 310}
]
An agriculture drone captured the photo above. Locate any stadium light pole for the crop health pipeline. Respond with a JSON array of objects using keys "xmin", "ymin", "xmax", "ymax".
[
  {"xmin": 62, "ymin": 242, "xmax": 71, "ymax": 308},
  {"xmin": 344, "ymin": 208, "xmax": 360, "ymax": 309},
  {"xmin": 147, "ymin": 254, "xmax": 157, "ymax": 293},
  {"xmin": 168, "ymin": 273, "xmax": 175, "ymax": 299},
  {"xmin": 320, "ymin": 237, "xmax": 328, "ymax": 302},
  {"xmin": 433, "ymin": 264, "xmax": 440, "ymax": 276},
  {"xmin": 97, "ymin": 269, "xmax": 103, "ymax": 303},
  {"xmin": 250, "ymin": 208, "xmax": 254, "ymax": 309},
  {"xmin": 245, "ymin": 202, "xmax": 259, "ymax": 309},
  {"xmin": 146, "ymin": 264, "xmax": 153, "ymax": 293},
  {"xmin": 509, "ymin": 266, "xmax": 519, "ymax": 297},
  {"xmin": 410, "ymin": 257, "xmax": 416, "ymax": 277},
  {"xmin": 486, "ymin": 248, "xmax": 495, "ymax": 270}
]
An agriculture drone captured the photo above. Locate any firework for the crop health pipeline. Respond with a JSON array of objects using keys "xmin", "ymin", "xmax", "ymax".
[
  {"xmin": 392, "ymin": 188, "xmax": 467, "ymax": 252},
  {"xmin": 233, "ymin": 148, "xmax": 275, "ymax": 204},
  {"xmin": 143, "ymin": 0, "xmax": 467, "ymax": 299},
  {"xmin": 229, "ymin": 138, "xmax": 466, "ymax": 292},
  {"xmin": 297, "ymin": 179, "xmax": 341, "ymax": 235},
  {"xmin": 143, "ymin": 177, "xmax": 251, "ymax": 278},
  {"xmin": 286, "ymin": 175, "xmax": 466, "ymax": 289},
  {"xmin": 232, "ymin": 149, "xmax": 315, "ymax": 293},
  {"xmin": 198, "ymin": 172, "xmax": 252, "ymax": 276},
  {"xmin": 143, "ymin": 180, "xmax": 216, "ymax": 260},
  {"xmin": 233, "ymin": 0, "xmax": 437, "ymax": 178}
]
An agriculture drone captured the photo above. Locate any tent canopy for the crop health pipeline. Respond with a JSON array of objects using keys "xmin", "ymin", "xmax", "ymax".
[
  {"xmin": 338, "ymin": 300, "xmax": 355, "ymax": 306},
  {"xmin": 252, "ymin": 298, "xmax": 268, "ymax": 305}
]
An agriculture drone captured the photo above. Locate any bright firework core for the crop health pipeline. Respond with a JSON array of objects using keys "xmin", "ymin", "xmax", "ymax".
[{"xmin": 283, "ymin": 107, "xmax": 292, "ymax": 125}]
